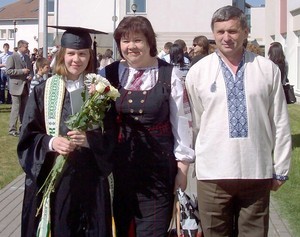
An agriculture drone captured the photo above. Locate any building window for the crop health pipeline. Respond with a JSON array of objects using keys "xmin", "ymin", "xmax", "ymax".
[
  {"xmin": 48, "ymin": 33, "xmax": 55, "ymax": 47},
  {"xmin": 8, "ymin": 29, "xmax": 15, "ymax": 39},
  {"xmin": 48, "ymin": 0, "xmax": 54, "ymax": 13},
  {"xmin": 0, "ymin": 29, "xmax": 7, "ymax": 39},
  {"xmin": 126, "ymin": 0, "xmax": 146, "ymax": 14}
]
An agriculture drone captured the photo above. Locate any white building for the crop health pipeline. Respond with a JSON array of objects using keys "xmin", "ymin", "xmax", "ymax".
[
  {"xmin": 40, "ymin": 0, "xmax": 244, "ymax": 55},
  {"xmin": 264, "ymin": 0, "xmax": 300, "ymax": 98},
  {"xmin": 0, "ymin": 0, "xmax": 39, "ymax": 52}
]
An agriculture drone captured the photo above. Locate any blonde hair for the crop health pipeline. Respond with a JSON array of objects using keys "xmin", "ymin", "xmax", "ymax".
[{"xmin": 54, "ymin": 47, "xmax": 94, "ymax": 76}]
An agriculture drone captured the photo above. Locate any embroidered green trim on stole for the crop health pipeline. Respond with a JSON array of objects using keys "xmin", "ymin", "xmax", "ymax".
[{"xmin": 44, "ymin": 75, "xmax": 66, "ymax": 136}]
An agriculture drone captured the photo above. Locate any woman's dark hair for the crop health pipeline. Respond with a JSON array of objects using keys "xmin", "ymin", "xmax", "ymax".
[
  {"xmin": 193, "ymin": 35, "xmax": 209, "ymax": 56},
  {"xmin": 268, "ymin": 42, "xmax": 286, "ymax": 83},
  {"xmin": 169, "ymin": 44, "xmax": 185, "ymax": 68},
  {"xmin": 114, "ymin": 16, "xmax": 157, "ymax": 58}
]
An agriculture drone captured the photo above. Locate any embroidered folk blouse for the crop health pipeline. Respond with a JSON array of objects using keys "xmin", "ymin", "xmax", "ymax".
[
  {"xmin": 100, "ymin": 61, "xmax": 195, "ymax": 163},
  {"xmin": 185, "ymin": 51, "xmax": 292, "ymax": 180}
]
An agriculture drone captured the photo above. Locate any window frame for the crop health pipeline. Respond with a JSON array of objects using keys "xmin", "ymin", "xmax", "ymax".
[{"xmin": 126, "ymin": 0, "xmax": 146, "ymax": 15}]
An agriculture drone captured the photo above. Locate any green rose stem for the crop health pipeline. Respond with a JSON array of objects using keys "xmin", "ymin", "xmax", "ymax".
[{"xmin": 36, "ymin": 154, "xmax": 67, "ymax": 237}]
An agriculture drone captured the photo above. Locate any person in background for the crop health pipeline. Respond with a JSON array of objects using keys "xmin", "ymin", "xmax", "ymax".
[
  {"xmin": 185, "ymin": 6, "xmax": 291, "ymax": 237},
  {"xmin": 175, "ymin": 39, "xmax": 191, "ymax": 62},
  {"xmin": 157, "ymin": 41, "xmax": 173, "ymax": 59},
  {"xmin": 0, "ymin": 43, "xmax": 13, "ymax": 104},
  {"xmin": 30, "ymin": 48, "xmax": 38, "ymax": 65},
  {"xmin": 163, "ymin": 40, "xmax": 190, "ymax": 65},
  {"xmin": 268, "ymin": 42, "xmax": 288, "ymax": 85},
  {"xmin": 100, "ymin": 16, "xmax": 194, "ymax": 237},
  {"xmin": 96, "ymin": 53, "xmax": 103, "ymax": 69},
  {"xmin": 32, "ymin": 47, "xmax": 44, "ymax": 75},
  {"xmin": 29, "ymin": 57, "xmax": 50, "ymax": 95},
  {"xmin": 245, "ymin": 40, "xmax": 263, "ymax": 56},
  {"xmin": 49, "ymin": 46, "xmax": 59, "ymax": 75},
  {"xmin": 169, "ymin": 43, "xmax": 190, "ymax": 80},
  {"xmin": 190, "ymin": 35, "xmax": 209, "ymax": 66},
  {"xmin": 17, "ymin": 26, "xmax": 116, "ymax": 237},
  {"xmin": 99, "ymin": 48, "xmax": 114, "ymax": 70},
  {"xmin": 6, "ymin": 40, "xmax": 33, "ymax": 137}
]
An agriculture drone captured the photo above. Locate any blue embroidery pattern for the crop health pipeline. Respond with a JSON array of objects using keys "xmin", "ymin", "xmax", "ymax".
[{"xmin": 219, "ymin": 56, "xmax": 248, "ymax": 138}]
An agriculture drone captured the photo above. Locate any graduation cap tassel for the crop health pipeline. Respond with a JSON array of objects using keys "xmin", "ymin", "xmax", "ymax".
[{"xmin": 93, "ymin": 37, "xmax": 98, "ymax": 73}]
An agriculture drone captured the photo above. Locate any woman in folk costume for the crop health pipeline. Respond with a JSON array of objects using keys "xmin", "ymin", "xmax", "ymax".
[
  {"xmin": 17, "ymin": 26, "xmax": 116, "ymax": 237},
  {"xmin": 99, "ymin": 16, "xmax": 195, "ymax": 237}
]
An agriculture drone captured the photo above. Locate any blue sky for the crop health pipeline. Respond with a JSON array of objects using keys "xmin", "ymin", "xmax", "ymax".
[
  {"xmin": 0, "ymin": 0, "xmax": 265, "ymax": 8},
  {"xmin": 0, "ymin": 0, "xmax": 17, "ymax": 8},
  {"xmin": 246, "ymin": 0, "xmax": 265, "ymax": 6}
]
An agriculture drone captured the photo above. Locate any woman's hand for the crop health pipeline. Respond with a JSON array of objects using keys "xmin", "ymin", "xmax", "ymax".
[
  {"xmin": 67, "ymin": 130, "xmax": 89, "ymax": 148},
  {"xmin": 52, "ymin": 136, "xmax": 77, "ymax": 156},
  {"xmin": 174, "ymin": 161, "xmax": 190, "ymax": 193}
]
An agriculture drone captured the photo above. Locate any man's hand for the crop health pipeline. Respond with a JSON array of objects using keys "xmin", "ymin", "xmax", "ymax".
[
  {"xmin": 22, "ymin": 68, "xmax": 30, "ymax": 74},
  {"xmin": 271, "ymin": 179, "xmax": 285, "ymax": 191}
]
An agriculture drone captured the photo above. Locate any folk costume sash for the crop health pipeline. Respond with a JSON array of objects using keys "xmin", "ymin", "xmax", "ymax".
[{"xmin": 44, "ymin": 75, "xmax": 66, "ymax": 136}]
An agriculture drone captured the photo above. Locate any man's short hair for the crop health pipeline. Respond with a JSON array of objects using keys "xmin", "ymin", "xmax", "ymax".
[{"xmin": 211, "ymin": 5, "xmax": 248, "ymax": 31}]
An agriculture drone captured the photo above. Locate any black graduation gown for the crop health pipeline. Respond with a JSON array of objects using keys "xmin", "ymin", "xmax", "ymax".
[{"xmin": 17, "ymin": 80, "xmax": 117, "ymax": 237}]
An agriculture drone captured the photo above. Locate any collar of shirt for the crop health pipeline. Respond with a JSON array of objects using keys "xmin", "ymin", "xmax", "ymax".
[
  {"xmin": 216, "ymin": 50, "xmax": 246, "ymax": 77},
  {"xmin": 65, "ymin": 74, "xmax": 84, "ymax": 92},
  {"xmin": 119, "ymin": 61, "xmax": 158, "ymax": 91}
]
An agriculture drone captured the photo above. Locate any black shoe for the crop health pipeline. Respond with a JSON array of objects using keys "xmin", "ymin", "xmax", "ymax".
[
  {"xmin": 5, "ymin": 101, "xmax": 12, "ymax": 104},
  {"xmin": 8, "ymin": 131, "xmax": 19, "ymax": 137}
]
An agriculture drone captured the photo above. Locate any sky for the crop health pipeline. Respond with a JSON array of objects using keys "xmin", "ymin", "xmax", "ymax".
[
  {"xmin": 246, "ymin": 0, "xmax": 265, "ymax": 6},
  {"xmin": 0, "ymin": 0, "xmax": 18, "ymax": 8}
]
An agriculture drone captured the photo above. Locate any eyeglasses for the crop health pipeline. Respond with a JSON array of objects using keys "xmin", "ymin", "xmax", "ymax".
[{"xmin": 193, "ymin": 44, "xmax": 198, "ymax": 47}]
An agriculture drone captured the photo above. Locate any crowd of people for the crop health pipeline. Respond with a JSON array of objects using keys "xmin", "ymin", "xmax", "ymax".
[{"xmin": 0, "ymin": 5, "xmax": 293, "ymax": 237}]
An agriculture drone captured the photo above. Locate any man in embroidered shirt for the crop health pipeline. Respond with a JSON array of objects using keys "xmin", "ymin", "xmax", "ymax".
[{"xmin": 185, "ymin": 6, "xmax": 291, "ymax": 237}]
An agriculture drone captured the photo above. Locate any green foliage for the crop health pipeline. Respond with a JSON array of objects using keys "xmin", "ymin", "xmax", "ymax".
[{"xmin": 271, "ymin": 104, "xmax": 300, "ymax": 236}]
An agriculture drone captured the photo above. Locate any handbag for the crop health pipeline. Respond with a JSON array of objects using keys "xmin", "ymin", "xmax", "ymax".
[
  {"xmin": 168, "ymin": 189, "xmax": 203, "ymax": 237},
  {"xmin": 283, "ymin": 83, "xmax": 297, "ymax": 104}
]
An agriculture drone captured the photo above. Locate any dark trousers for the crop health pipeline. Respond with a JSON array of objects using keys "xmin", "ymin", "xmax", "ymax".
[
  {"xmin": 197, "ymin": 179, "xmax": 272, "ymax": 237},
  {"xmin": 114, "ymin": 189, "xmax": 174, "ymax": 237},
  {"xmin": 0, "ymin": 70, "xmax": 11, "ymax": 103},
  {"xmin": 113, "ymin": 156, "xmax": 176, "ymax": 237}
]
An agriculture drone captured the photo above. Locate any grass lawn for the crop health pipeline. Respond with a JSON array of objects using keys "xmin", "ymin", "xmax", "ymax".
[
  {"xmin": 0, "ymin": 102, "xmax": 299, "ymax": 235},
  {"xmin": 271, "ymin": 103, "xmax": 300, "ymax": 236},
  {"xmin": 0, "ymin": 104, "xmax": 23, "ymax": 189}
]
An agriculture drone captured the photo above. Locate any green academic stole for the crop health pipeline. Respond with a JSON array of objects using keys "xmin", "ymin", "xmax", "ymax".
[
  {"xmin": 44, "ymin": 75, "xmax": 66, "ymax": 136},
  {"xmin": 37, "ymin": 75, "xmax": 66, "ymax": 237}
]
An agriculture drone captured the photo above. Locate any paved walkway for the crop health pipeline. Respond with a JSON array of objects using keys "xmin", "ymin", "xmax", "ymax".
[{"xmin": 0, "ymin": 172, "xmax": 293, "ymax": 237}]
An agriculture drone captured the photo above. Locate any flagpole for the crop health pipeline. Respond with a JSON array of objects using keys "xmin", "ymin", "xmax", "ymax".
[
  {"xmin": 112, "ymin": 0, "xmax": 117, "ymax": 60},
  {"xmin": 43, "ymin": 0, "xmax": 48, "ymax": 59}
]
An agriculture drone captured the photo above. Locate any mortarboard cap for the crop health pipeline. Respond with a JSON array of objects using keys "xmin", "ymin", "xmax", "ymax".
[
  {"xmin": 48, "ymin": 25, "xmax": 107, "ymax": 50},
  {"xmin": 48, "ymin": 26, "xmax": 108, "ymax": 72}
]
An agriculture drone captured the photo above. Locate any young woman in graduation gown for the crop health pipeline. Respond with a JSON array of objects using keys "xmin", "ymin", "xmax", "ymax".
[{"xmin": 17, "ymin": 27, "xmax": 117, "ymax": 237}]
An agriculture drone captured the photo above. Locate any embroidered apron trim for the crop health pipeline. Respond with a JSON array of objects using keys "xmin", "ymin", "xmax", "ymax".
[{"xmin": 44, "ymin": 75, "xmax": 65, "ymax": 136}]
